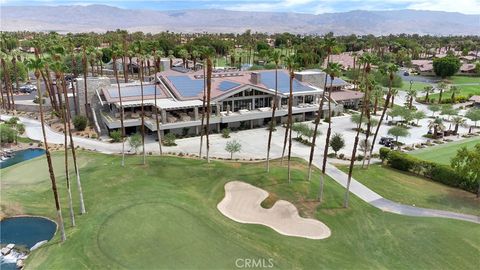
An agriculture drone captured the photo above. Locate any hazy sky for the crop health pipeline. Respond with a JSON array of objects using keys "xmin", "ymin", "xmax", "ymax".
[{"xmin": 2, "ymin": 0, "xmax": 480, "ymax": 14}]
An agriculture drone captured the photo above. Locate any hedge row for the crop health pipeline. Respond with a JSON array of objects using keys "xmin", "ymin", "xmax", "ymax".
[{"xmin": 380, "ymin": 147, "xmax": 477, "ymax": 194}]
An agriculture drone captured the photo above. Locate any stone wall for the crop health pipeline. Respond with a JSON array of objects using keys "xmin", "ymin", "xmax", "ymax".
[{"xmin": 75, "ymin": 77, "xmax": 111, "ymax": 116}]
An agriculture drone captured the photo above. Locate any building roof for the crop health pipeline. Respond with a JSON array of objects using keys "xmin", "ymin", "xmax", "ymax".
[
  {"xmin": 322, "ymin": 52, "xmax": 363, "ymax": 70},
  {"xmin": 158, "ymin": 68, "xmax": 320, "ymax": 101},
  {"xmin": 329, "ymin": 89, "xmax": 364, "ymax": 102},
  {"xmin": 412, "ymin": 60, "xmax": 433, "ymax": 72},
  {"xmin": 102, "ymin": 84, "xmax": 170, "ymax": 103}
]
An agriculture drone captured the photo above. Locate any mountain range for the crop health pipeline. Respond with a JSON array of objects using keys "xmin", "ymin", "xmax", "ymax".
[{"xmin": 1, "ymin": 5, "xmax": 479, "ymax": 35}]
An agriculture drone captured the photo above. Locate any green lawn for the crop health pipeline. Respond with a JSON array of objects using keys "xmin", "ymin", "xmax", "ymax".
[
  {"xmin": 409, "ymin": 137, "xmax": 480, "ymax": 165},
  {"xmin": 1, "ymin": 152, "xmax": 479, "ymax": 269},
  {"xmin": 408, "ymin": 81, "xmax": 433, "ymax": 91},
  {"xmin": 450, "ymin": 76, "xmax": 480, "ymax": 85},
  {"xmin": 338, "ymin": 164, "xmax": 480, "ymax": 216}
]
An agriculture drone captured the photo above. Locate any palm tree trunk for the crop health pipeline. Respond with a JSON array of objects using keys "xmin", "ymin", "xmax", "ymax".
[
  {"xmin": 35, "ymin": 73, "xmax": 66, "ymax": 242},
  {"xmin": 0, "ymin": 75, "xmax": 5, "ymax": 110},
  {"xmin": 154, "ymin": 62, "xmax": 163, "ymax": 155},
  {"xmin": 113, "ymin": 57, "xmax": 126, "ymax": 167},
  {"xmin": 1, "ymin": 59, "xmax": 12, "ymax": 111},
  {"xmin": 62, "ymin": 102, "xmax": 75, "ymax": 227},
  {"xmin": 344, "ymin": 67, "xmax": 370, "ymax": 208},
  {"xmin": 367, "ymin": 85, "xmax": 392, "ymax": 168},
  {"xmin": 40, "ymin": 69, "xmax": 57, "ymax": 113},
  {"xmin": 205, "ymin": 58, "xmax": 213, "ymax": 163},
  {"xmin": 438, "ymin": 89, "xmax": 443, "ymax": 103},
  {"xmin": 61, "ymin": 75, "xmax": 86, "ymax": 214},
  {"xmin": 199, "ymin": 67, "xmax": 206, "ymax": 158},
  {"xmin": 287, "ymin": 71, "xmax": 294, "ymax": 183},
  {"xmin": 318, "ymin": 80, "xmax": 334, "ymax": 202},
  {"xmin": 122, "ymin": 56, "xmax": 128, "ymax": 83},
  {"xmin": 281, "ymin": 119, "xmax": 289, "ymax": 165},
  {"xmin": 82, "ymin": 49, "xmax": 89, "ymax": 118},
  {"xmin": 12, "ymin": 58, "xmax": 19, "ymax": 110},
  {"xmin": 266, "ymin": 65, "xmax": 278, "ymax": 172},
  {"xmin": 71, "ymin": 54, "xmax": 79, "ymax": 115},
  {"xmin": 307, "ymin": 55, "xmax": 329, "ymax": 180},
  {"xmin": 140, "ymin": 60, "xmax": 146, "ymax": 165}
]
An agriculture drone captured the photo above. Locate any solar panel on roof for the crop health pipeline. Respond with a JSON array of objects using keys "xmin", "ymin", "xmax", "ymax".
[
  {"xmin": 107, "ymin": 85, "xmax": 161, "ymax": 98},
  {"xmin": 218, "ymin": 81, "xmax": 241, "ymax": 92},
  {"xmin": 259, "ymin": 71, "xmax": 315, "ymax": 94},
  {"xmin": 167, "ymin": 75, "xmax": 204, "ymax": 98}
]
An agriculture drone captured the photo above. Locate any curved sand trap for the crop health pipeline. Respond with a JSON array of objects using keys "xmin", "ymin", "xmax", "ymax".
[{"xmin": 217, "ymin": 181, "xmax": 331, "ymax": 240}]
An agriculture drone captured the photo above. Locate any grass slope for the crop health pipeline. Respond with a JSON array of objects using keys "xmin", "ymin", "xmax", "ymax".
[
  {"xmin": 409, "ymin": 137, "xmax": 480, "ymax": 165},
  {"xmin": 338, "ymin": 164, "xmax": 480, "ymax": 216},
  {"xmin": 1, "ymin": 152, "xmax": 479, "ymax": 269}
]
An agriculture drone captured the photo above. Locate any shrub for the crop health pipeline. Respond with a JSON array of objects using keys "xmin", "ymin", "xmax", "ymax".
[
  {"xmin": 338, "ymin": 153, "xmax": 345, "ymax": 159},
  {"xmin": 73, "ymin": 115, "xmax": 88, "ymax": 131},
  {"xmin": 387, "ymin": 150, "xmax": 417, "ymax": 171},
  {"xmin": 356, "ymin": 154, "xmax": 364, "ymax": 161},
  {"xmin": 221, "ymin": 128, "xmax": 231, "ymax": 138},
  {"xmin": 327, "ymin": 153, "xmax": 336, "ymax": 158},
  {"xmin": 162, "ymin": 133, "xmax": 177, "ymax": 146},
  {"xmin": 0, "ymin": 125, "xmax": 17, "ymax": 144},
  {"xmin": 110, "ymin": 130, "xmax": 122, "ymax": 142},
  {"xmin": 379, "ymin": 147, "xmax": 391, "ymax": 162}
]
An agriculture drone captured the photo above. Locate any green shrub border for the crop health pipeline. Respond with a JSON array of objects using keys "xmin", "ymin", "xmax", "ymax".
[{"xmin": 380, "ymin": 147, "xmax": 477, "ymax": 193}]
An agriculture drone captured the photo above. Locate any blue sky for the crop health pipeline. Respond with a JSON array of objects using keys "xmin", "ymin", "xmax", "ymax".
[{"xmin": 1, "ymin": 0, "xmax": 479, "ymax": 14}]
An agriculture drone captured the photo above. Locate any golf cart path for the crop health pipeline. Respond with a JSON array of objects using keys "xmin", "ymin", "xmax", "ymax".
[
  {"xmin": 3, "ymin": 114, "xmax": 479, "ymax": 224},
  {"xmin": 217, "ymin": 181, "xmax": 331, "ymax": 239}
]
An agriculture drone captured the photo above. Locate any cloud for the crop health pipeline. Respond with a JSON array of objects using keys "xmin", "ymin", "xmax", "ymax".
[{"xmin": 407, "ymin": 0, "xmax": 480, "ymax": 14}]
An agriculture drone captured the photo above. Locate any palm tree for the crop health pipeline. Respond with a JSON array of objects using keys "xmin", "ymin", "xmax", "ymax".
[
  {"xmin": 285, "ymin": 55, "xmax": 297, "ymax": 183},
  {"xmin": 390, "ymin": 88, "xmax": 399, "ymax": 108},
  {"xmin": 406, "ymin": 88, "xmax": 417, "ymax": 109},
  {"xmin": 191, "ymin": 50, "xmax": 200, "ymax": 70},
  {"xmin": 112, "ymin": 44, "xmax": 127, "ymax": 167},
  {"xmin": 307, "ymin": 37, "xmax": 337, "ymax": 181},
  {"xmin": 422, "ymin": 85, "xmax": 434, "ymax": 103},
  {"xmin": 428, "ymin": 117, "xmax": 445, "ymax": 139},
  {"xmin": 51, "ymin": 61, "xmax": 75, "ymax": 227},
  {"xmin": 266, "ymin": 50, "xmax": 282, "ymax": 172},
  {"xmin": 168, "ymin": 50, "xmax": 175, "ymax": 69},
  {"xmin": 205, "ymin": 47, "xmax": 215, "ymax": 163},
  {"xmin": 26, "ymin": 57, "xmax": 66, "ymax": 242},
  {"xmin": 154, "ymin": 50, "xmax": 164, "ymax": 155},
  {"xmin": 0, "ymin": 52, "xmax": 13, "ymax": 111},
  {"xmin": 450, "ymin": 86, "xmax": 461, "ymax": 103},
  {"xmin": 318, "ymin": 62, "xmax": 342, "ymax": 199},
  {"xmin": 371, "ymin": 85, "xmax": 384, "ymax": 115},
  {"xmin": 134, "ymin": 43, "xmax": 147, "ymax": 165},
  {"xmin": 345, "ymin": 53, "xmax": 375, "ymax": 207},
  {"xmin": 437, "ymin": 81, "xmax": 448, "ymax": 104},
  {"xmin": 199, "ymin": 48, "xmax": 208, "ymax": 158},
  {"xmin": 451, "ymin": 116, "xmax": 466, "ymax": 135},
  {"xmin": 81, "ymin": 42, "xmax": 89, "ymax": 117},
  {"xmin": 178, "ymin": 48, "xmax": 189, "ymax": 68}
]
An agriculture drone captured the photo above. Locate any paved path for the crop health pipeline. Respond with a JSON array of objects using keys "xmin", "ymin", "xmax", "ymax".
[{"xmin": 2, "ymin": 114, "xmax": 479, "ymax": 224}]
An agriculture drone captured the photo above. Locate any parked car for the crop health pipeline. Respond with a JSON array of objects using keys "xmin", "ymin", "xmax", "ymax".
[
  {"xmin": 379, "ymin": 137, "xmax": 394, "ymax": 145},
  {"xmin": 18, "ymin": 84, "xmax": 37, "ymax": 93}
]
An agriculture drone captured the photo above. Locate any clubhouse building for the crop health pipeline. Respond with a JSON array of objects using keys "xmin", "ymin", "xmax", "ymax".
[{"xmin": 96, "ymin": 68, "xmax": 351, "ymax": 137}]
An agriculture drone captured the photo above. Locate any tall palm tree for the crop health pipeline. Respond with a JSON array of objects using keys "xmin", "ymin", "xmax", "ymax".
[
  {"xmin": 406, "ymin": 88, "xmax": 417, "ymax": 109},
  {"xmin": 367, "ymin": 63, "xmax": 398, "ymax": 168},
  {"xmin": 0, "ymin": 52, "xmax": 13, "ymax": 111},
  {"xmin": 112, "ymin": 44, "xmax": 127, "ymax": 167},
  {"xmin": 51, "ymin": 61, "xmax": 75, "ymax": 226},
  {"xmin": 422, "ymin": 85, "xmax": 434, "ymax": 103},
  {"xmin": 285, "ymin": 55, "xmax": 296, "ymax": 183},
  {"xmin": 26, "ymin": 57, "xmax": 66, "ymax": 242},
  {"xmin": 204, "ymin": 47, "xmax": 215, "ymax": 163},
  {"xmin": 371, "ymin": 84, "xmax": 384, "ymax": 115},
  {"xmin": 437, "ymin": 81, "xmax": 448, "ymax": 104},
  {"xmin": 318, "ymin": 62, "xmax": 342, "ymax": 201},
  {"xmin": 199, "ymin": 49, "xmax": 208, "ymax": 158},
  {"xmin": 266, "ymin": 50, "xmax": 282, "ymax": 172},
  {"xmin": 450, "ymin": 86, "xmax": 461, "ymax": 102},
  {"xmin": 307, "ymin": 37, "xmax": 337, "ymax": 181},
  {"xmin": 344, "ymin": 53, "xmax": 375, "ymax": 208},
  {"xmin": 135, "ymin": 43, "xmax": 147, "ymax": 165},
  {"xmin": 154, "ymin": 50, "xmax": 164, "ymax": 155},
  {"xmin": 81, "ymin": 42, "xmax": 89, "ymax": 117},
  {"xmin": 390, "ymin": 88, "xmax": 399, "ymax": 108}
]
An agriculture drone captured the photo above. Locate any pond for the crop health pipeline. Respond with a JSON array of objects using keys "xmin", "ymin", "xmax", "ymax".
[
  {"xmin": 0, "ymin": 148, "xmax": 45, "ymax": 169},
  {"xmin": 0, "ymin": 216, "xmax": 56, "ymax": 269}
]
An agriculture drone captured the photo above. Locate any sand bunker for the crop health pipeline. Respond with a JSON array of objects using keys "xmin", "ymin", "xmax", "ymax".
[{"xmin": 217, "ymin": 181, "xmax": 331, "ymax": 240}]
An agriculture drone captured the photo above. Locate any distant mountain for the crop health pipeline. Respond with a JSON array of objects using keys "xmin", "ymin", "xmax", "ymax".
[{"xmin": 1, "ymin": 5, "xmax": 479, "ymax": 35}]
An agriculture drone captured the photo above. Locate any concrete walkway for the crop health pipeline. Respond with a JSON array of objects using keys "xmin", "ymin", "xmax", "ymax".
[{"xmin": 2, "ymin": 114, "xmax": 479, "ymax": 224}]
